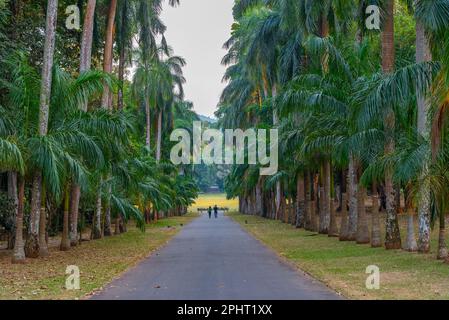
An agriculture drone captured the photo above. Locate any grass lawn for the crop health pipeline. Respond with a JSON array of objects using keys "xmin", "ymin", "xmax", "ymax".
[
  {"xmin": 189, "ymin": 193, "xmax": 239, "ymax": 212},
  {"xmin": 229, "ymin": 211, "xmax": 449, "ymax": 300},
  {"xmin": 0, "ymin": 213, "xmax": 197, "ymax": 300}
]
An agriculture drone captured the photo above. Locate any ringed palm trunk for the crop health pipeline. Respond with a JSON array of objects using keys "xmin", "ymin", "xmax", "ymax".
[
  {"xmin": 7, "ymin": 172, "xmax": 18, "ymax": 249},
  {"xmin": 403, "ymin": 184, "xmax": 418, "ymax": 251},
  {"xmin": 60, "ymin": 186, "xmax": 71, "ymax": 251},
  {"xmin": 416, "ymin": 20, "xmax": 432, "ymax": 253},
  {"xmin": 296, "ymin": 173, "xmax": 305, "ymax": 228},
  {"xmin": 12, "ymin": 176, "xmax": 26, "ymax": 263},
  {"xmin": 347, "ymin": 156, "xmax": 358, "ymax": 240},
  {"xmin": 156, "ymin": 110, "xmax": 162, "ymax": 162},
  {"xmin": 437, "ymin": 207, "xmax": 448, "ymax": 259},
  {"xmin": 93, "ymin": 187, "xmax": 102, "ymax": 239},
  {"xmin": 70, "ymin": 184, "xmax": 80, "ymax": 246},
  {"xmin": 339, "ymin": 192, "xmax": 349, "ymax": 241},
  {"xmin": 25, "ymin": 0, "xmax": 58, "ymax": 258},
  {"xmin": 304, "ymin": 172, "xmax": 311, "ymax": 230},
  {"xmin": 356, "ymin": 183, "xmax": 370, "ymax": 244},
  {"xmin": 382, "ymin": 0, "xmax": 401, "ymax": 250},
  {"xmin": 104, "ymin": 185, "xmax": 112, "ymax": 236},
  {"xmin": 370, "ymin": 183, "xmax": 382, "ymax": 247},
  {"xmin": 145, "ymin": 99, "xmax": 151, "ymax": 147},
  {"xmin": 26, "ymin": 174, "xmax": 41, "ymax": 258},
  {"xmin": 38, "ymin": 186, "xmax": 49, "ymax": 256},
  {"xmin": 272, "ymin": 84, "xmax": 282, "ymax": 219},
  {"xmin": 323, "ymin": 160, "xmax": 332, "ymax": 234},
  {"xmin": 101, "ymin": 0, "xmax": 117, "ymax": 109},
  {"xmin": 80, "ymin": 0, "xmax": 97, "ymax": 79},
  {"xmin": 70, "ymin": 0, "xmax": 96, "ymax": 248}
]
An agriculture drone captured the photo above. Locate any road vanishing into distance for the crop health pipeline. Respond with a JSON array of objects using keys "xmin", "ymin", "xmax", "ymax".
[{"xmin": 92, "ymin": 213, "xmax": 341, "ymax": 300}]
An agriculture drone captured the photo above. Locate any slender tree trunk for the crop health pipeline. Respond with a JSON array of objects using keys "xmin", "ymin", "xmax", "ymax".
[
  {"xmin": 403, "ymin": 184, "xmax": 418, "ymax": 251},
  {"xmin": 356, "ymin": 184, "xmax": 370, "ymax": 244},
  {"xmin": 437, "ymin": 210, "xmax": 448, "ymax": 259},
  {"xmin": 311, "ymin": 173, "xmax": 319, "ymax": 232},
  {"xmin": 12, "ymin": 176, "xmax": 25, "ymax": 263},
  {"xmin": 38, "ymin": 186, "xmax": 48, "ymax": 257},
  {"xmin": 339, "ymin": 192, "xmax": 349, "ymax": 241},
  {"xmin": 115, "ymin": 217, "xmax": 120, "ymax": 235},
  {"xmin": 156, "ymin": 110, "xmax": 162, "ymax": 162},
  {"xmin": 104, "ymin": 185, "xmax": 112, "ymax": 236},
  {"xmin": 60, "ymin": 186, "xmax": 71, "ymax": 251},
  {"xmin": 416, "ymin": 20, "xmax": 432, "ymax": 253},
  {"xmin": 93, "ymin": 188, "xmax": 102, "ymax": 239},
  {"xmin": 101, "ymin": 0, "xmax": 117, "ymax": 109},
  {"xmin": 296, "ymin": 173, "xmax": 305, "ymax": 228},
  {"xmin": 371, "ymin": 185, "xmax": 382, "ymax": 248},
  {"xmin": 304, "ymin": 173, "xmax": 311, "ymax": 230},
  {"xmin": 323, "ymin": 160, "xmax": 332, "ymax": 233},
  {"xmin": 70, "ymin": 184, "xmax": 80, "ymax": 246},
  {"xmin": 7, "ymin": 172, "xmax": 18, "ymax": 249},
  {"xmin": 25, "ymin": 0, "xmax": 58, "ymax": 258},
  {"xmin": 347, "ymin": 156, "xmax": 358, "ymax": 240},
  {"xmin": 145, "ymin": 99, "xmax": 151, "ymax": 147},
  {"xmin": 25, "ymin": 174, "xmax": 41, "ymax": 258},
  {"xmin": 256, "ymin": 178, "xmax": 263, "ymax": 216},
  {"xmin": 382, "ymin": 0, "xmax": 401, "ymax": 250},
  {"xmin": 117, "ymin": 3, "xmax": 126, "ymax": 110},
  {"xmin": 80, "ymin": 0, "xmax": 96, "ymax": 77}
]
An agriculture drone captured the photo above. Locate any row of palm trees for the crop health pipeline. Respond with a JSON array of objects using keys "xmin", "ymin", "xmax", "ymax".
[
  {"xmin": 220, "ymin": 0, "xmax": 449, "ymax": 260},
  {"xmin": 0, "ymin": 0, "xmax": 199, "ymax": 263}
]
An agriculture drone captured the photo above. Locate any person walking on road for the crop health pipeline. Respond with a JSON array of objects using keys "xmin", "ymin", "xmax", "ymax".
[
  {"xmin": 208, "ymin": 206, "xmax": 212, "ymax": 219},
  {"xmin": 214, "ymin": 205, "xmax": 219, "ymax": 219}
]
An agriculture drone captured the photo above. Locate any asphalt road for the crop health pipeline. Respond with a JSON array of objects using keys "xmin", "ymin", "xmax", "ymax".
[{"xmin": 91, "ymin": 213, "xmax": 341, "ymax": 300}]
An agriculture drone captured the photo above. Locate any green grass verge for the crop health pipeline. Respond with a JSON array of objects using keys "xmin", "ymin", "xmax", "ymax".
[
  {"xmin": 229, "ymin": 212, "xmax": 449, "ymax": 300},
  {"xmin": 0, "ymin": 214, "xmax": 197, "ymax": 300}
]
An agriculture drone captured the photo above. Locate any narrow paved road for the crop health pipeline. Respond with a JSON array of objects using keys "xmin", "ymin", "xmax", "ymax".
[{"xmin": 92, "ymin": 213, "xmax": 340, "ymax": 300}]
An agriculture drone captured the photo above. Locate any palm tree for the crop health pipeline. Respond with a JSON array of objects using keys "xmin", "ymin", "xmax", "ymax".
[
  {"xmin": 101, "ymin": 0, "xmax": 118, "ymax": 110},
  {"xmin": 381, "ymin": 0, "xmax": 402, "ymax": 250},
  {"xmin": 25, "ymin": 0, "xmax": 59, "ymax": 258}
]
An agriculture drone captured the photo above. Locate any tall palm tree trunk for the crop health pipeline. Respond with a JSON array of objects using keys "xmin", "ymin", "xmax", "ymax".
[
  {"xmin": 12, "ymin": 176, "xmax": 25, "ymax": 263},
  {"xmin": 347, "ymin": 156, "xmax": 358, "ymax": 240},
  {"xmin": 101, "ymin": 0, "xmax": 117, "ymax": 109},
  {"xmin": 296, "ymin": 173, "xmax": 305, "ymax": 228},
  {"xmin": 416, "ymin": 20, "xmax": 432, "ymax": 253},
  {"xmin": 339, "ymin": 191, "xmax": 349, "ymax": 241},
  {"xmin": 156, "ymin": 110, "xmax": 162, "ymax": 162},
  {"xmin": 70, "ymin": 0, "xmax": 97, "ymax": 249},
  {"xmin": 80, "ymin": 0, "xmax": 96, "ymax": 79},
  {"xmin": 437, "ymin": 206, "xmax": 448, "ymax": 259},
  {"xmin": 371, "ymin": 184, "xmax": 382, "ymax": 247},
  {"xmin": 145, "ymin": 99, "xmax": 151, "ymax": 147},
  {"xmin": 38, "ymin": 186, "xmax": 48, "ymax": 256},
  {"xmin": 7, "ymin": 172, "xmax": 18, "ymax": 249},
  {"xmin": 60, "ymin": 186, "xmax": 71, "ymax": 251},
  {"xmin": 93, "ymin": 188, "xmax": 102, "ymax": 239},
  {"xmin": 356, "ymin": 183, "xmax": 370, "ymax": 244},
  {"xmin": 25, "ymin": 0, "xmax": 58, "ymax": 258},
  {"xmin": 70, "ymin": 184, "xmax": 80, "ymax": 246},
  {"xmin": 382, "ymin": 0, "xmax": 401, "ymax": 249},
  {"xmin": 104, "ymin": 185, "xmax": 112, "ymax": 236}
]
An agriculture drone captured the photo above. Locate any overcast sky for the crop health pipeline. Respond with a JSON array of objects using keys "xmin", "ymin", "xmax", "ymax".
[{"xmin": 161, "ymin": 0, "xmax": 234, "ymax": 118}]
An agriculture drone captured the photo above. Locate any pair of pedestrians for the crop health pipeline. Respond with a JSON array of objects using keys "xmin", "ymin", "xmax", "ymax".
[{"xmin": 208, "ymin": 205, "xmax": 219, "ymax": 219}]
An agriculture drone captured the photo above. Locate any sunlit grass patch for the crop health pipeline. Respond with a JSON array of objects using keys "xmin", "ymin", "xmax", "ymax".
[{"xmin": 189, "ymin": 193, "xmax": 239, "ymax": 212}]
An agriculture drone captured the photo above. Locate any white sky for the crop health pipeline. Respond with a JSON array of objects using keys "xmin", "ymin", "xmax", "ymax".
[{"xmin": 161, "ymin": 0, "xmax": 234, "ymax": 118}]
